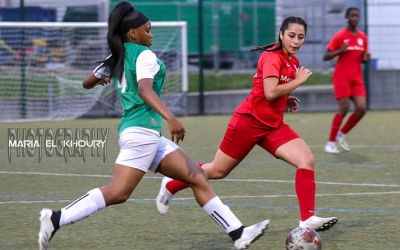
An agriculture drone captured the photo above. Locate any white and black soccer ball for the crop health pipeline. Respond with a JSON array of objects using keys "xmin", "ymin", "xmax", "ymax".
[{"xmin": 285, "ymin": 227, "xmax": 322, "ymax": 250}]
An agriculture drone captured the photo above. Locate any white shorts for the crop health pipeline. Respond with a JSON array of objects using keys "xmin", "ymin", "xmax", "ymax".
[{"xmin": 115, "ymin": 127, "xmax": 179, "ymax": 172}]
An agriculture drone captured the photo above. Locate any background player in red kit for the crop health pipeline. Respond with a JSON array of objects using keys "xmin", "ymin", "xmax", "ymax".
[
  {"xmin": 324, "ymin": 7, "xmax": 371, "ymax": 153},
  {"xmin": 156, "ymin": 16, "xmax": 338, "ymax": 232}
]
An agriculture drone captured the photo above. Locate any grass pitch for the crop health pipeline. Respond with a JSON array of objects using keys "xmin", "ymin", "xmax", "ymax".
[{"xmin": 0, "ymin": 111, "xmax": 399, "ymax": 249}]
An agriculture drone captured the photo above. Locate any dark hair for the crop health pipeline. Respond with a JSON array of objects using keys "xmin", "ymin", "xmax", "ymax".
[
  {"xmin": 345, "ymin": 7, "xmax": 360, "ymax": 18},
  {"xmin": 251, "ymin": 16, "xmax": 307, "ymax": 52},
  {"xmin": 103, "ymin": 1, "xmax": 149, "ymax": 81}
]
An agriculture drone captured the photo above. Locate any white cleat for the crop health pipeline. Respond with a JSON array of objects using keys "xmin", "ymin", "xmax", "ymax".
[
  {"xmin": 324, "ymin": 141, "xmax": 340, "ymax": 154},
  {"xmin": 336, "ymin": 132, "xmax": 350, "ymax": 151},
  {"xmin": 38, "ymin": 208, "xmax": 57, "ymax": 250},
  {"xmin": 156, "ymin": 176, "xmax": 174, "ymax": 215},
  {"xmin": 299, "ymin": 215, "xmax": 338, "ymax": 232},
  {"xmin": 234, "ymin": 219, "xmax": 270, "ymax": 250}
]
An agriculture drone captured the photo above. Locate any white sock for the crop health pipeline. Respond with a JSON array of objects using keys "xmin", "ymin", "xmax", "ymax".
[
  {"xmin": 202, "ymin": 196, "xmax": 243, "ymax": 233},
  {"xmin": 59, "ymin": 188, "xmax": 106, "ymax": 227}
]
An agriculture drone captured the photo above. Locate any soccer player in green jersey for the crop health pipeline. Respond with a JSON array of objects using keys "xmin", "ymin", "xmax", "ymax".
[{"xmin": 38, "ymin": 2, "xmax": 268, "ymax": 249}]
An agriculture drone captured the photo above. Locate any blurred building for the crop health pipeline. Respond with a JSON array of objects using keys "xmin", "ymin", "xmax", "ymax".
[
  {"xmin": 0, "ymin": 0, "xmax": 109, "ymax": 22},
  {"xmin": 110, "ymin": 0, "xmax": 276, "ymax": 70}
]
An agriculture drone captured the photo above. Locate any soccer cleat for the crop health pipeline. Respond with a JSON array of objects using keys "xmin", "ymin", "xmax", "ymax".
[
  {"xmin": 336, "ymin": 132, "xmax": 350, "ymax": 151},
  {"xmin": 324, "ymin": 141, "xmax": 340, "ymax": 154},
  {"xmin": 233, "ymin": 219, "xmax": 270, "ymax": 249},
  {"xmin": 38, "ymin": 208, "xmax": 57, "ymax": 250},
  {"xmin": 299, "ymin": 215, "xmax": 338, "ymax": 232},
  {"xmin": 156, "ymin": 176, "xmax": 174, "ymax": 215}
]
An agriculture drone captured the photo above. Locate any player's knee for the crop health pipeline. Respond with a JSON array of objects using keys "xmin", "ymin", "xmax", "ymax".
[
  {"xmin": 188, "ymin": 173, "xmax": 211, "ymax": 190},
  {"xmin": 105, "ymin": 188, "xmax": 131, "ymax": 205},
  {"xmin": 355, "ymin": 106, "xmax": 367, "ymax": 116},
  {"xmin": 297, "ymin": 154, "xmax": 314, "ymax": 169},
  {"xmin": 338, "ymin": 103, "xmax": 350, "ymax": 116},
  {"xmin": 113, "ymin": 192, "xmax": 131, "ymax": 204},
  {"xmin": 338, "ymin": 109, "xmax": 348, "ymax": 117},
  {"xmin": 209, "ymin": 167, "xmax": 230, "ymax": 179}
]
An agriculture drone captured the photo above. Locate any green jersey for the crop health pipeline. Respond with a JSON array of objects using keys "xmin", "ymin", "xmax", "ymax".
[{"xmin": 115, "ymin": 43, "xmax": 167, "ymax": 133}]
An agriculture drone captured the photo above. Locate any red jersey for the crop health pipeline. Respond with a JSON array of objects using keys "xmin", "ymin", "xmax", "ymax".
[
  {"xmin": 327, "ymin": 28, "xmax": 368, "ymax": 79},
  {"xmin": 235, "ymin": 49, "xmax": 299, "ymax": 128}
]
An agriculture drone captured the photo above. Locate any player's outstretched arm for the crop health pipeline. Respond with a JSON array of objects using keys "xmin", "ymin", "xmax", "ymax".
[
  {"xmin": 323, "ymin": 44, "xmax": 348, "ymax": 61},
  {"xmin": 82, "ymin": 73, "xmax": 111, "ymax": 89}
]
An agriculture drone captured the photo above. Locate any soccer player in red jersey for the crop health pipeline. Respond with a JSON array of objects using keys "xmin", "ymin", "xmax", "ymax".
[
  {"xmin": 157, "ymin": 16, "xmax": 338, "ymax": 232},
  {"xmin": 324, "ymin": 7, "xmax": 371, "ymax": 153},
  {"xmin": 37, "ymin": 2, "xmax": 269, "ymax": 249}
]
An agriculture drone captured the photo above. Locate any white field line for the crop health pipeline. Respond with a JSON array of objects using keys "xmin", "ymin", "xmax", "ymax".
[
  {"xmin": 1, "ymin": 191, "xmax": 400, "ymax": 205},
  {"xmin": 1, "ymin": 171, "xmax": 399, "ymax": 188}
]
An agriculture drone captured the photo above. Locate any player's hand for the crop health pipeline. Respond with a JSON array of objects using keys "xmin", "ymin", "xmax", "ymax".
[
  {"xmin": 97, "ymin": 77, "xmax": 111, "ymax": 86},
  {"xmin": 167, "ymin": 117, "xmax": 186, "ymax": 144},
  {"xmin": 338, "ymin": 44, "xmax": 348, "ymax": 53},
  {"xmin": 287, "ymin": 96, "xmax": 300, "ymax": 113},
  {"xmin": 295, "ymin": 66, "xmax": 312, "ymax": 84},
  {"xmin": 363, "ymin": 52, "xmax": 371, "ymax": 62}
]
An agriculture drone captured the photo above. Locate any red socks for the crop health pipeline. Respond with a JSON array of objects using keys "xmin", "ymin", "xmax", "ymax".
[
  {"xmin": 329, "ymin": 112, "xmax": 364, "ymax": 141},
  {"xmin": 168, "ymin": 164, "xmax": 317, "ymax": 222},
  {"xmin": 166, "ymin": 162, "xmax": 205, "ymax": 195},
  {"xmin": 295, "ymin": 168, "xmax": 316, "ymax": 221},
  {"xmin": 341, "ymin": 112, "xmax": 363, "ymax": 134},
  {"xmin": 328, "ymin": 113, "xmax": 344, "ymax": 141},
  {"xmin": 166, "ymin": 178, "xmax": 190, "ymax": 195}
]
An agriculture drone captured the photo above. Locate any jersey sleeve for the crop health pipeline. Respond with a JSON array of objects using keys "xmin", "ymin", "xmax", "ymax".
[
  {"xmin": 136, "ymin": 50, "xmax": 160, "ymax": 81},
  {"xmin": 262, "ymin": 53, "xmax": 281, "ymax": 79},
  {"xmin": 92, "ymin": 54, "xmax": 111, "ymax": 78},
  {"xmin": 326, "ymin": 32, "xmax": 342, "ymax": 52}
]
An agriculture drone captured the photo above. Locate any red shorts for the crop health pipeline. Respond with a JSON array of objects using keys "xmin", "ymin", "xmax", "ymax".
[
  {"xmin": 219, "ymin": 113, "xmax": 300, "ymax": 161},
  {"xmin": 333, "ymin": 75, "xmax": 366, "ymax": 99}
]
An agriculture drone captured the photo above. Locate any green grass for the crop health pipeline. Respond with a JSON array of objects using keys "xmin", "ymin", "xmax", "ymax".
[
  {"xmin": 188, "ymin": 71, "xmax": 332, "ymax": 92},
  {"xmin": 1, "ymin": 111, "xmax": 399, "ymax": 249}
]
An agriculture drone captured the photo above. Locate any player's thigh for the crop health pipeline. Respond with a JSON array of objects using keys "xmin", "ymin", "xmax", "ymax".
[
  {"xmin": 105, "ymin": 127, "xmax": 161, "ymax": 202},
  {"xmin": 158, "ymin": 148, "xmax": 207, "ymax": 186},
  {"xmin": 259, "ymin": 124, "xmax": 300, "ymax": 157},
  {"xmin": 101, "ymin": 164, "xmax": 146, "ymax": 204},
  {"xmin": 116, "ymin": 127, "xmax": 161, "ymax": 172},
  {"xmin": 204, "ymin": 148, "xmax": 240, "ymax": 179},
  {"xmin": 274, "ymin": 138, "xmax": 314, "ymax": 169},
  {"xmin": 351, "ymin": 81, "xmax": 367, "ymax": 113},
  {"xmin": 337, "ymin": 97, "xmax": 351, "ymax": 114},
  {"xmin": 219, "ymin": 113, "xmax": 261, "ymax": 161},
  {"xmin": 159, "ymin": 149, "xmax": 217, "ymax": 206}
]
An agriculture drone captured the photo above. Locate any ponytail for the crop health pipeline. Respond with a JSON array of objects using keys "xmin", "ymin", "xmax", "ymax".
[
  {"xmin": 102, "ymin": 2, "xmax": 133, "ymax": 81},
  {"xmin": 251, "ymin": 42, "xmax": 281, "ymax": 52},
  {"xmin": 102, "ymin": 1, "xmax": 149, "ymax": 81}
]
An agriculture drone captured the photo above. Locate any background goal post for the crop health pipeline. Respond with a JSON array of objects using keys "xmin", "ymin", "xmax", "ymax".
[{"xmin": 0, "ymin": 21, "xmax": 188, "ymax": 121}]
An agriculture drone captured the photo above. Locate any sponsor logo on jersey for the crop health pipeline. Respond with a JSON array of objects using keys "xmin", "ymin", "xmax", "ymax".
[
  {"xmin": 280, "ymin": 75, "xmax": 293, "ymax": 83},
  {"xmin": 347, "ymin": 45, "xmax": 365, "ymax": 51}
]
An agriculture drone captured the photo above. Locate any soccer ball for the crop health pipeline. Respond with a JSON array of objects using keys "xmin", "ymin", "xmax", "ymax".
[{"xmin": 285, "ymin": 227, "xmax": 322, "ymax": 250}]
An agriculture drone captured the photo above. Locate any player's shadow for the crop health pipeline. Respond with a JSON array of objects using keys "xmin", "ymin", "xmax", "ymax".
[
  {"xmin": 335, "ymin": 152, "xmax": 370, "ymax": 164},
  {"xmin": 164, "ymin": 230, "xmax": 233, "ymax": 249},
  {"xmin": 339, "ymin": 218, "xmax": 394, "ymax": 229},
  {"xmin": 185, "ymin": 232, "xmax": 234, "ymax": 249},
  {"xmin": 324, "ymin": 151, "xmax": 377, "ymax": 169}
]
